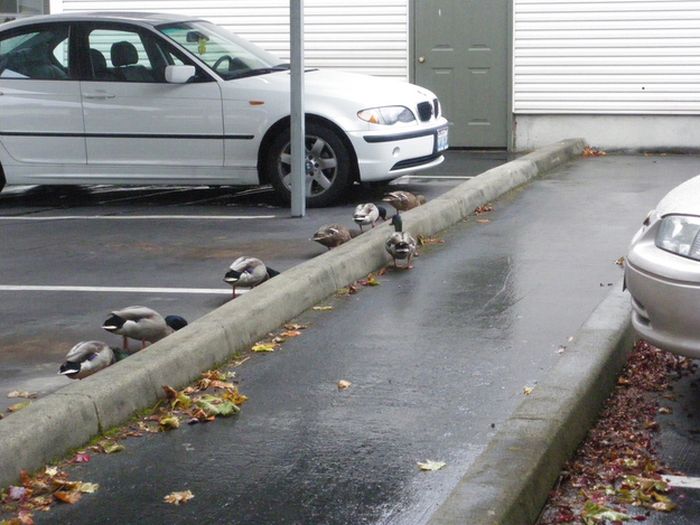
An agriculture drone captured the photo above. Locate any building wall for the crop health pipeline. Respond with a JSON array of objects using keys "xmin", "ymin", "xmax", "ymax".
[
  {"xmin": 513, "ymin": 0, "xmax": 700, "ymax": 150},
  {"xmin": 54, "ymin": 0, "xmax": 409, "ymax": 79}
]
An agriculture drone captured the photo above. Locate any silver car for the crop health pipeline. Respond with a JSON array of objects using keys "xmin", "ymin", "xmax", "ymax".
[{"xmin": 625, "ymin": 174, "xmax": 700, "ymax": 357}]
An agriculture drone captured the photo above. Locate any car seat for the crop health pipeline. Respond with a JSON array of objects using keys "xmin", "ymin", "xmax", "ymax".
[{"xmin": 110, "ymin": 41, "xmax": 152, "ymax": 82}]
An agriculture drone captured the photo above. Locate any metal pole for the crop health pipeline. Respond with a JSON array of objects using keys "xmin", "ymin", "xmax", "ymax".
[{"xmin": 290, "ymin": 0, "xmax": 305, "ymax": 217}]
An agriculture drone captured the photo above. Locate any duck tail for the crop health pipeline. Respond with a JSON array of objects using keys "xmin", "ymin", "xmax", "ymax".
[{"xmin": 266, "ymin": 267, "xmax": 281, "ymax": 278}]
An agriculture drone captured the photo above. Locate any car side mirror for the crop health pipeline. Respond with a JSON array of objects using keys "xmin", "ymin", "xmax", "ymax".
[{"xmin": 165, "ymin": 65, "xmax": 195, "ymax": 84}]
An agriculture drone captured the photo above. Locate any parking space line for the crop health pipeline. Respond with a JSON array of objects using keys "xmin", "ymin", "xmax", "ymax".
[
  {"xmin": 0, "ymin": 285, "xmax": 238, "ymax": 295},
  {"xmin": 396, "ymin": 175, "xmax": 474, "ymax": 180},
  {"xmin": 663, "ymin": 475, "xmax": 700, "ymax": 489},
  {"xmin": 0, "ymin": 215, "xmax": 277, "ymax": 221}
]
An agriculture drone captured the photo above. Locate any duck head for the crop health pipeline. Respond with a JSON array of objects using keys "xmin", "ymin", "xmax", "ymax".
[
  {"xmin": 223, "ymin": 269, "xmax": 241, "ymax": 284},
  {"xmin": 165, "ymin": 315, "xmax": 188, "ymax": 331},
  {"xmin": 102, "ymin": 314, "xmax": 125, "ymax": 333}
]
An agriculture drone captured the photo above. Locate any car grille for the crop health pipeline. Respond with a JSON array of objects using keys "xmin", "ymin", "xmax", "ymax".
[
  {"xmin": 417, "ymin": 101, "xmax": 433, "ymax": 122},
  {"xmin": 433, "ymin": 98, "xmax": 440, "ymax": 118}
]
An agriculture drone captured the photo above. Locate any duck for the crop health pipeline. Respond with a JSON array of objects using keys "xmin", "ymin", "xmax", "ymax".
[
  {"xmin": 353, "ymin": 203, "xmax": 388, "ymax": 231},
  {"xmin": 58, "ymin": 341, "xmax": 117, "ymax": 380},
  {"xmin": 224, "ymin": 256, "xmax": 280, "ymax": 298},
  {"xmin": 385, "ymin": 213, "xmax": 417, "ymax": 269},
  {"xmin": 312, "ymin": 224, "xmax": 359, "ymax": 250},
  {"xmin": 102, "ymin": 306, "xmax": 188, "ymax": 352},
  {"xmin": 382, "ymin": 191, "xmax": 426, "ymax": 212}
]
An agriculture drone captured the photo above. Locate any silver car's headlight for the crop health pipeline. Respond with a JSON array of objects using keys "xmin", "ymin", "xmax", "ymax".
[
  {"xmin": 357, "ymin": 106, "xmax": 416, "ymax": 125},
  {"xmin": 655, "ymin": 215, "xmax": 700, "ymax": 260}
]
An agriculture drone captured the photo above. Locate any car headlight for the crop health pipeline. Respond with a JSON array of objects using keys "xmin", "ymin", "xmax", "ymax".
[
  {"xmin": 655, "ymin": 215, "xmax": 700, "ymax": 260},
  {"xmin": 357, "ymin": 106, "xmax": 416, "ymax": 125}
]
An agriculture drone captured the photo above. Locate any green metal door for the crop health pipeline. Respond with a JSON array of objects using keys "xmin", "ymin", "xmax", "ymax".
[{"xmin": 413, "ymin": 0, "xmax": 509, "ymax": 148}]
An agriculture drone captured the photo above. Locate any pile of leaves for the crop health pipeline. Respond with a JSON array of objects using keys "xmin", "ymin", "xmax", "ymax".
[
  {"xmin": 583, "ymin": 146, "xmax": 607, "ymax": 157},
  {"xmin": 539, "ymin": 340, "xmax": 696, "ymax": 524},
  {"xmin": 1, "ymin": 467, "xmax": 98, "ymax": 524},
  {"xmin": 139, "ymin": 370, "xmax": 248, "ymax": 430},
  {"xmin": 335, "ymin": 272, "xmax": 381, "ymax": 297}
]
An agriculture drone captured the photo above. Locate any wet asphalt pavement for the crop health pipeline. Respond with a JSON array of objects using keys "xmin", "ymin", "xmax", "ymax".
[
  {"xmin": 0, "ymin": 150, "xmax": 503, "ymax": 413},
  {"xmin": 3, "ymin": 153, "xmax": 700, "ymax": 524}
]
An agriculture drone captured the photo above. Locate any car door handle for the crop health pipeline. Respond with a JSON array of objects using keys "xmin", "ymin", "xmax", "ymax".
[{"xmin": 83, "ymin": 92, "xmax": 116, "ymax": 100}]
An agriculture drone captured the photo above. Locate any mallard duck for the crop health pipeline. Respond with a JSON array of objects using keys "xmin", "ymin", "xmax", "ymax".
[
  {"xmin": 312, "ymin": 224, "xmax": 359, "ymax": 250},
  {"xmin": 58, "ymin": 341, "xmax": 116, "ymax": 380},
  {"xmin": 353, "ymin": 203, "xmax": 388, "ymax": 231},
  {"xmin": 102, "ymin": 306, "xmax": 188, "ymax": 352},
  {"xmin": 385, "ymin": 214, "xmax": 417, "ymax": 269},
  {"xmin": 224, "ymin": 256, "xmax": 280, "ymax": 298},
  {"xmin": 382, "ymin": 191, "xmax": 426, "ymax": 212}
]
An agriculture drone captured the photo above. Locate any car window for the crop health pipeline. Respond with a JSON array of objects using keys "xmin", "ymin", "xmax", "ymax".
[
  {"xmin": 158, "ymin": 21, "xmax": 286, "ymax": 80},
  {"xmin": 86, "ymin": 27, "xmax": 205, "ymax": 83},
  {"xmin": 0, "ymin": 24, "xmax": 71, "ymax": 80}
]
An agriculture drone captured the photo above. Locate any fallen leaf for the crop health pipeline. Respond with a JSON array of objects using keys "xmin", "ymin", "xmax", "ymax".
[
  {"xmin": 417, "ymin": 235, "xmax": 445, "ymax": 246},
  {"xmin": 72, "ymin": 453, "xmax": 91, "ymax": 463},
  {"xmin": 582, "ymin": 146, "xmax": 607, "ymax": 157},
  {"xmin": 44, "ymin": 467, "xmax": 59, "ymax": 477},
  {"xmin": 280, "ymin": 330, "xmax": 302, "ymax": 338},
  {"xmin": 102, "ymin": 443, "xmax": 125, "ymax": 454},
  {"xmin": 7, "ymin": 401, "xmax": 30, "ymax": 412},
  {"xmin": 162, "ymin": 385, "xmax": 178, "ymax": 400},
  {"xmin": 581, "ymin": 501, "xmax": 629, "ymax": 521},
  {"xmin": 417, "ymin": 460, "xmax": 446, "ymax": 472},
  {"xmin": 78, "ymin": 482, "xmax": 99, "ymax": 494},
  {"xmin": 313, "ymin": 305, "xmax": 334, "ymax": 311},
  {"xmin": 53, "ymin": 491, "xmax": 82, "ymax": 504},
  {"xmin": 163, "ymin": 490, "xmax": 194, "ymax": 505},
  {"xmin": 359, "ymin": 274, "xmax": 381, "ymax": 286},
  {"xmin": 8, "ymin": 485, "xmax": 27, "ymax": 501},
  {"xmin": 7, "ymin": 391, "xmax": 35, "ymax": 399},
  {"xmin": 658, "ymin": 406, "xmax": 672, "ymax": 414},
  {"xmin": 337, "ymin": 380, "xmax": 352, "ymax": 390},
  {"xmin": 523, "ymin": 386, "xmax": 534, "ymax": 395},
  {"xmin": 252, "ymin": 343, "xmax": 277, "ymax": 353},
  {"xmin": 284, "ymin": 323, "xmax": 308, "ymax": 331},
  {"xmin": 557, "ymin": 346, "xmax": 566, "ymax": 354},
  {"xmin": 474, "ymin": 203, "xmax": 494, "ymax": 215},
  {"xmin": 159, "ymin": 415, "xmax": 180, "ymax": 430},
  {"xmin": 476, "ymin": 219, "xmax": 490, "ymax": 224}
]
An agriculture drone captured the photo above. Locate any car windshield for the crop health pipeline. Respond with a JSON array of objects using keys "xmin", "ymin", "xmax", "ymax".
[{"xmin": 158, "ymin": 21, "xmax": 288, "ymax": 80}]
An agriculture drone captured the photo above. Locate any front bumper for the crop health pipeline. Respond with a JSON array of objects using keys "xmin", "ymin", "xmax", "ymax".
[
  {"xmin": 625, "ymin": 253, "xmax": 700, "ymax": 358},
  {"xmin": 347, "ymin": 119, "xmax": 449, "ymax": 181}
]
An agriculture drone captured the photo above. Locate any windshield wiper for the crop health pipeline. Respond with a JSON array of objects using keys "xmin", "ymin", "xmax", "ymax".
[{"xmin": 227, "ymin": 64, "xmax": 289, "ymax": 80}]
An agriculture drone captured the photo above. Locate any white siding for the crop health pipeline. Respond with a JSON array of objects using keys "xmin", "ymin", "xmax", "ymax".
[
  {"xmin": 514, "ymin": 0, "xmax": 700, "ymax": 114},
  {"xmin": 55, "ymin": 0, "xmax": 409, "ymax": 79}
]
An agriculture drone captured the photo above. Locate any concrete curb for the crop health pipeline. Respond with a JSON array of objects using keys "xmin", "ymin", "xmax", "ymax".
[
  {"xmin": 427, "ymin": 283, "xmax": 633, "ymax": 525},
  {"xmin": 0, "ymin": 138, "xmax": 585, "ymax": 490}
]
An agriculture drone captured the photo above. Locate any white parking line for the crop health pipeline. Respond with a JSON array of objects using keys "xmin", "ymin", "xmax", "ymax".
[
  {"xmin": 0, "ymin": 285, "xmax": 240, "ymax": 295},
  {"xmin": 0, "ymin": 215, "xmax": 277, "ymax": 221},
  {"xmin": 663, "ymin": 475, "xmax": 700, "ymax": 489},
  {"xmin": 396, "ymin": 175, "xmax": 474, "ymax": 180}
]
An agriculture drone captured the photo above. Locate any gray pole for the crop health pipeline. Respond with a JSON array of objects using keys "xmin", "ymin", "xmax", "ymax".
[{"xmin": 290, "ymin": 0, "xmax": 305, "ymax": 217}]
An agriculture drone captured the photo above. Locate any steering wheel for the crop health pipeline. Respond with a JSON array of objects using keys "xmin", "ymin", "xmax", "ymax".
[
  {"xmin": 211, "ymin": 55, "xmax": 249, "ymax": 76},
  {"xmin": 212, "ymin": 55, "xmax": 234, "ymax": 72}
]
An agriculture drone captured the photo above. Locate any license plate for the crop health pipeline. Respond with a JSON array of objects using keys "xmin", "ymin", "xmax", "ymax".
[{"xmin": 436, "ymin": 127, "xmax": 449, "ymax": 152}]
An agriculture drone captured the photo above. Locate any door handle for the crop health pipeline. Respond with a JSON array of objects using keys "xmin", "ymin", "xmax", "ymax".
[
  {"xmin": 418, "ymin": 56, "xmax": 426, "ymax": 64},
  {"xmin": 83, "ymin": 92, "xmax": 116, "ymax": 100}
]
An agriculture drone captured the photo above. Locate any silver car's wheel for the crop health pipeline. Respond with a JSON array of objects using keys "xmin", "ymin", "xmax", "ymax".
[{"xmin": 264, "ymin": 122, "xmax": 352, "ymax": 207}]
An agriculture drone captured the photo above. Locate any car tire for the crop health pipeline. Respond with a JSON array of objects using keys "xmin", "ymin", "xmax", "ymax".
[{"xmin": 263, "ymin": 122, "xmax": 353, "ymax": 208}]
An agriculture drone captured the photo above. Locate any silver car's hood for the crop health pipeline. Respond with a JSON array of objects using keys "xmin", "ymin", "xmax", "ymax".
[{"xmin": 656, "ymin": 174, "xmax": 700, "ymax": 217}]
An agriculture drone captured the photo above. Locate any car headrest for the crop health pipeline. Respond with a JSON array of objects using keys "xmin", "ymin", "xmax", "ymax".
[
  {"xmin": 89, "ymin": 48, "xmax": 107, "ymax": 73},
  {"xmin": 110, "ymin": 41, "xmax": 138, "ymax": 67}
]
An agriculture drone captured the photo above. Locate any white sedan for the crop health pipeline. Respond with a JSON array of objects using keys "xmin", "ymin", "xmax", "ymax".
[
  {"xmin": 625, "ymin": 174, "xmax": 700, "ymax": 357},
  {"xmin": 0, "ymin": 12, "xmax": 448, "ymax": 207}
]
